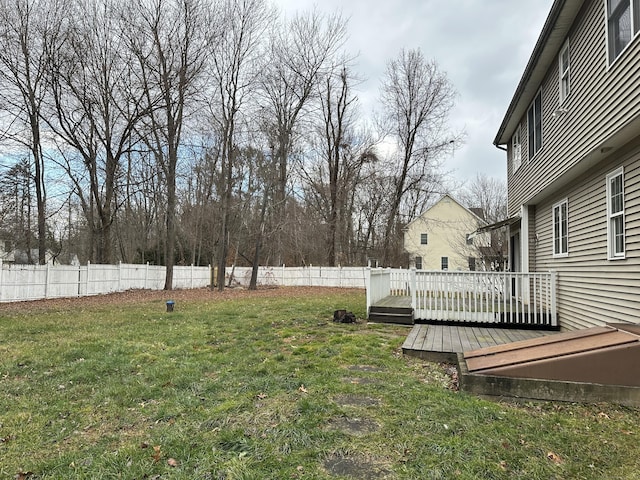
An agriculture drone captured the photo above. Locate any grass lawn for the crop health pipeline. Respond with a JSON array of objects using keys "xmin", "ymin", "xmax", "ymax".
[{"xmin": 1, "ymin": 287, "xmax": 639, "ymax": 479}]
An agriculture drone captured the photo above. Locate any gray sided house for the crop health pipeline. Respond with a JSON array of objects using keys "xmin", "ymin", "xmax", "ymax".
[{"xmin": 494, "ymin": 0, "xmax": 640, "ymax": 330}]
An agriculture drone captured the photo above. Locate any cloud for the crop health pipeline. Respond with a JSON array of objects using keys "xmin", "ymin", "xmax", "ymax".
[{"xmin": 273, "ymin": 0, "xmax": 555, "ymax": 182}]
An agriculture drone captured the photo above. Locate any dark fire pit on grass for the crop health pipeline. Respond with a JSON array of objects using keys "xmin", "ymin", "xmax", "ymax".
[{"xmin": 333, "ymin": 309, "xmax": 356, "ymax": 323}]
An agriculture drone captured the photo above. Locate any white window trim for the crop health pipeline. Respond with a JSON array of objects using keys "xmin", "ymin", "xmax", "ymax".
[
  {"xmin": 559, "ymin": 40, "xmax": 570, "ymax": 104},
  {"xmin": 441, "ymin": 256, "xmax": 449, "ymax": 271},
  {"xmin": 552, "ymin": 198, "xmax": 569, "ymax": 258},
  {"xmin": 605, "ymin": 0, "xmax": 640, "ymax": 66},
  {"xmin": 527, "ymin": 90, "xmax": 543, "ymax": 159},
  {"xmin": 606, "ymin": 167, "xmax": 625, "ymax": 260},
  {"xmin": 512, "ymin": 128, "xmax": 522, "ymax": 173}
]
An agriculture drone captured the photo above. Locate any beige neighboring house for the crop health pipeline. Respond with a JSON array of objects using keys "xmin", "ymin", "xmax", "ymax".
[{"xmin": 404, "ymin": 195, "xmax": 488, "ymax": 271}]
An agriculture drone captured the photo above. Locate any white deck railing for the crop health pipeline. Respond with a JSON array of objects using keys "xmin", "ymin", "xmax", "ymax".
[{"xmin": 366, "ymin": 268, "xmax": 557, "ymax": 327}]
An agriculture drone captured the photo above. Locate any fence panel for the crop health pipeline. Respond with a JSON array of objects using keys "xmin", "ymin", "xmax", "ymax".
[{"xmin": 0, "ymin": 263, "xmax": 367, "ymax": 303}]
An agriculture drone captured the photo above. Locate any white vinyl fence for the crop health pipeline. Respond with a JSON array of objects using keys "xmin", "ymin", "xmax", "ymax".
[{"xmin": 0, "ymin": 260, "xmax": 367, "ymax": 303}]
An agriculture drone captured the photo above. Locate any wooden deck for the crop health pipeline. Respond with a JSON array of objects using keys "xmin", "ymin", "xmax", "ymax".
[
  {"xmin": 372, "ymin": 295, "xmax": 412, "ymax": 308},
  {"xmin": 402, "ymin": 324, "xmax": 552, "ymax": 363}
]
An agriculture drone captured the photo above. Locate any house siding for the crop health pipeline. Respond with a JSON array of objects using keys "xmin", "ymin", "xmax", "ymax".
[
  {"xmin": 508, "ymin": 0, "xmax": 640, "ymax": 216},
  {"xmin": 533, "ymin": 137, "xmax": 640, "ymax": 330}
]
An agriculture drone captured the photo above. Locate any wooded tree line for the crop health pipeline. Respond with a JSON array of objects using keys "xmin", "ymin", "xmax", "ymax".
[{"xmin": 0, "ymin": 0, "xmax": 463, "ymax": 290}]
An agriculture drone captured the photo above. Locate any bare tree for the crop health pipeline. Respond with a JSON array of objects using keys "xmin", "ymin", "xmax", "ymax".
[
  {"xmin": 0, "ymin": 0, "xmax": 66, "ymax": 264},
  {"xmin": 300, "ymin": 62, "xmax": 379, "ymax": 265},
  {"xmin": 128, "ymin": 0, "xmax": 208, "ymax": 289},
  {"xmin": 259, "ymin": 9, "xmax": 347, "ymax": 265},
  {"xmin": 379, "ymin": 48, "xmax": 457, "ymax": 265},
  {"xmin": 458, "ymin": 173, "xmax": 508, "ymax": 270},
  {"xmin": 208, "ymin": 0, "xmax": 272, "ymax": 291},
  {"xmin": 45, "ymin": 0, "xmax": 149, "ymax": 264}
]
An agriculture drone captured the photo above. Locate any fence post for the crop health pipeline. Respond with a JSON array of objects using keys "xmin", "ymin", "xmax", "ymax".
[
  {"xmin": 191, "ymin": 264, "xmax": 194, "ymax": 289},
  {"xmin": 45, "ymin": 263, "xmax": 51, "ymax": 298},
  {"xmin": 410, "ymin": 267, "xmax": 417, "ymax": 311},
  {"xmin": 86, "ymin": 261, "xmax": 91, "ymax": 295},
  {"xmin": 0, "ymin": 258, "xmax": 3, "ymax": 301},
  {"xmin": 282, "ymin": 264, "xmax": 285, "ymax": 286}
]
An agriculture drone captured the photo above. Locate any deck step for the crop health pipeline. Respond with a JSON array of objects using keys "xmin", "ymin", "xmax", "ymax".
[
  {"xmin": 368, "ymin": 306, "xmax": 414, "ymax": 325},
  {"xmin": 369, "ymin": 306, "xmax": 413, "ymax": 315}
]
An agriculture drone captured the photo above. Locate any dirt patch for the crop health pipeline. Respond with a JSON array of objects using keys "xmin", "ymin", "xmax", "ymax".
[
  {"xmin": 327, "ymin": 416, "xmax": 380, "ymax": 436},
  {"xmin": 334, "ymin": 394, "xmax": 380, "ymax": 407},
  {"xmin": 0, "ymin": 286, "xmax": 364, "ymax": 315},
  {"xmin": 323, "ymin": 453, "xmax": 390, "ymax": 479}
]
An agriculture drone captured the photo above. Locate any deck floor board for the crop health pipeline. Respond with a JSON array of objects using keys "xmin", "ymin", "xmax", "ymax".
[{"xmin": 402, "ymin": 324, "xmax": 551, "ymax": 360}]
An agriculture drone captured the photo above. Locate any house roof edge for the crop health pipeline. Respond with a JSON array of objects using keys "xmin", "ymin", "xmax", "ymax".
[{"xmin": 494, "ymin": 0, "xmax": 583, "ymax": 146}]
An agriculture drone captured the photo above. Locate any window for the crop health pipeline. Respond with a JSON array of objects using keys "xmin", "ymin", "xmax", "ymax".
[
  {"xmin": 420, "ymin": 233, "xmax": 428, "ymax": 245},
  {"xmin": 552, "ymin": 199, "xmax": 568, "ymax": 257},
  {"xmin": 607, "ymin": 0, "xmax": 640, "ymax": 62},
  {"xmin": 466, "ymin": 234, "xmax": 474, "ymax": 246},
  {"xmin": 607, "ymin": 167, "xmax": 625, "ymax": 258},
  {"xmin": 415, "ymin": 256, "xmax": 422, "ymax": 270},
  {"xmin": 527, "ymin": 90, "xmax": 543, "ymax": 159},
  {"xmin": 512, "ymin": 128, "xmax": 522, "ymax": 173},
  {"xmin": 559, "ymin": 41, "xmax": 570, "ymax": 103},
  {"xmin": 468, "ymin": 257, "xmax": 476, "ymax": 271},
  {"xmin": 441, "ymin": 257, "xmax": 449, "ymax": 271}
]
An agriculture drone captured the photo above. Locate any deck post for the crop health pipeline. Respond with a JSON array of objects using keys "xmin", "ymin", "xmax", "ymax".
[
  {"xmin": 410, "ymin": 267, "xmax": 417, "ymax": 311},
  {"xmin": 365, "ymin": 266, "xmax": 372, "ymax": 318},
  {"xmin": 550, "ymin": 270, "xmax": 558, "ymax": 327}
]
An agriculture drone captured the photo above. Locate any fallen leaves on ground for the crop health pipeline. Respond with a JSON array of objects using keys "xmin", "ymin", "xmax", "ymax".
[
  {"xmin": 152, "ymin": 445, "xmax": 162, "ymax": 463},
  {"xmin": 547, "ymin": 451, "xmax": 563, "ymax": 464}
]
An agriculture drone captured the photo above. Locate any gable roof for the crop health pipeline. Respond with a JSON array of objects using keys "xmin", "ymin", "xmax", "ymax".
[
  {"xmin": 494, "ymin": 0, "xmax": 585, "ymax": 146},
  {"xmin": 404, "ymin": 194, "xmax": 487, "ymax": 230}
]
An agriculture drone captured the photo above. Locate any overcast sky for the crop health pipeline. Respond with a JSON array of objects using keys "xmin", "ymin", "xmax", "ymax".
[{"xmin": 273, "ymin": 0, "xmax": 555, "ymax": 189}]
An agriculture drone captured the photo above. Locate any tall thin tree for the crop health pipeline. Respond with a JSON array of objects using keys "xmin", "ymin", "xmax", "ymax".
[
  {"xmin": 379, "ymin": 48, "xmax": 457, "ymax": 265},
  {"xmin": 129, "ymin": 0, "xmax": 208, "ymax": 289},
  {"xmin": 0, "ymin": 0, "xmax": 65, "ymax": 264}
]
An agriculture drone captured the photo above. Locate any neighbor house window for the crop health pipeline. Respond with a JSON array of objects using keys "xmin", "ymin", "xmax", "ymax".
[
  {"xmin": 607, "ymin": 0, "xmax": 640, "ymax": 63},
  {"xmin": 466, "ymin": 234, "xmax": 474, "ymax": 246},
  {"xmin": 468, "ymin": 257, "xmax": 476, "ymax": 271},
  {"xmin": 420, "ymin": 233, "xmax": 428, "ymax": 245},
  {"xmin": 512, "ymin": 128, "xmax": 522, "ymax": 172},
  {"xmin": 415, "ymin": 256, "xmax": 422, "ymax": 270},
  {"xmin": 559, "ymin": 40, "xmax": 570, "ymax": 103},
  {"xmin": 527, "ymin": 90, "xmax": 543, "ymax": 159},
  {"xmin": 552, "ymin": 199, "xmax": 568, "ymax": 257},
  {"xmin": 607, "ymin": 167, "xmax": 625, "ymax": 258},
  {"xmin": 441, "ymin": 257, "xmax": 449, "ymax": 270}
]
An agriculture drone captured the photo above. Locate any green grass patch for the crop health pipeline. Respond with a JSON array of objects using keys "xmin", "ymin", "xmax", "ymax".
[{"xmin": 0, "ymin": 288, "xmax": 639, "ymax": 479}]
